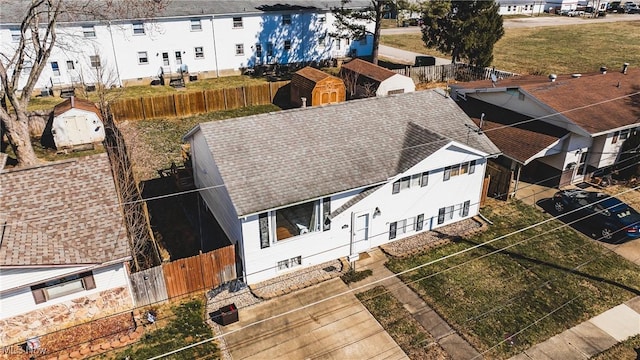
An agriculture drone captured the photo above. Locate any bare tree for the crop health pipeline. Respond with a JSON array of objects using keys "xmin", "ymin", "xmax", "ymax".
[
  {"xmin": 0, "ymin": 0, "xmax": 167, "ymax": 167},
  {"xmin": 340, "ymin": 68, "xmax": 360, "ymax": 99}
]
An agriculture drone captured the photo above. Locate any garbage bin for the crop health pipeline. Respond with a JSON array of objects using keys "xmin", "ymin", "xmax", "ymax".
[{"xmin": 218, "ymin": 303, "xmax": 238, "ymax": 326}]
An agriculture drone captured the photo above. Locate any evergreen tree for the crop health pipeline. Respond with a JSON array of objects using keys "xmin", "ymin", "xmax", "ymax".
[
  {"xmin": 421, "ymin": 0, "xmax": 504, "ymax": 67},
  {"xmin": 332, "ymin": 0, "xmax": 388, "ymax": 65}
]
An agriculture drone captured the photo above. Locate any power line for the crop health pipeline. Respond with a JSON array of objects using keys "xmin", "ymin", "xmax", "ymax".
[{"xmin": 147, "ymin": 184, "xmax": 640, "ymax": 359}]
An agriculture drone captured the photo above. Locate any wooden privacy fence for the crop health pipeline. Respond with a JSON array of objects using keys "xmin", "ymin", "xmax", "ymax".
[
  {"xmin": 129, "ymin": 245, "xmax": 237, "ymax": 306},
  {"xmin": 391, "ymin": 63, "xmax": 518, "ymax": 84},
  {"xmin": 110, "ymin": 81, "xmax": 289, "ymax": 121}
]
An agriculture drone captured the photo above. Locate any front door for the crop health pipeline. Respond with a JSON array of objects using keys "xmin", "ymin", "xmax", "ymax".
[{"xmin": 352, "ymin": 212, "xmax": 371, "ymax": 255}]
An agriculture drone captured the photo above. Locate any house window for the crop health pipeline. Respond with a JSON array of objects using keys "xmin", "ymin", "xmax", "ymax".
[
  {"xmin": 438, "ymin": 208, "xmax": 445, "ymax": 224},
  {"xmin": 190, "ymin": 19, "xmax": 202, "ymax": 31},
  {"xmin": 132, "ymin": 22, "xmax": 145, "ymax": 35},
  {"xmin": 290, "ymin": 256, "xmax": 302, "ymax": 267},
  {"xmin": 267, "ymin": 42, "xmax": 273, "ymax": 57},
  {"xmin": 421, "ymin": 172, "xmax": 429, "ymax": 187},
  {"xmin": 66, "ymin": 60, "xmax": 75, "ymax": 70},
  {"xmin": 275, "ymin": 199, "xmax": 322, "ymax": 240},
  {"xmin": 235, "ymin": 44, "xmax": 244, "ymax": 56},
  {"xmin": 138, "ymin": 51, "xmax": 148, "ymax": 64},
  {"xmin": 397, "ymin": 219, "xmax": 407, "ymax": 235},
  {"xmin": 22, "ymin": 60, "xmax": 32, "ymax": 73},
  {"xmin": 612, "ymin": 131, "xmax": 619, "ymax": 144},
  {"xmin": 318, "ymin": 36, "xmax": 326, "ymax": 48},
  {"xmin": 277, "ymin": 259, "xmax": 289, "ymax": 271},
  {"xmin": 10, "ymin": 28, "xmax": 20, "ymax": 42},
  {"xmin": 255, "ymin": 44, "xmax": 262, "ymax": 58},
  {"xmin": 322, "ymin": 197, "xmax": 331, "ymax": 231},
  {"xmin": 392, "ymin": 181, "xmax": 400, "ymax": 194},
  {"xmin": 410, "ymin": 173, "xmax": 421, "ymax": 187},
  {"xmin": 469, "ymin": 160, "xmax": 476, "ymax": 174},
  {"xmin": 359, "ymin": 36, "xmax": 367, "ymax": 45},
  {"xmin": 51, "ymin": 61, "xmax": 60, "ymax": 76},
  {"xmin": 277, "ymin": 256, "xmax": 302, "ymax": 271},
  {"xmin": 282, "ymin": 14, "xmax": 291, "ymax": 25},
  {"xmin": 416, "ymin": 214, "xmax": 424, "ymax": 231},
  {"xmin": 460, "ymin": 162, "xmax": 469, "ymax": 175},
  {"xmin": 195, "ymin": 46, "xmax": 204, "ymax": 59},
  {"xmin": 162, "ymin": 52, "xmax": 169, "ymax": 66},
  {"xmin": 444, "ymin": 166, "xmax": 451, "ymax": 181},
  {"xmin": 175, "ymin": 51, "xmax": 182, "ymax": 65},
  {"xmin": 461, "ymin": 200, "xmax": 470, "ymax": 217},
  {"xmin": 259, "ymin": 213, "xmax": 270, "ymax": 249},
  {"xmin": 284, "ymin": 40, "xmax": 291, "ymax": 51},
  {"xmin": 82, "ymin": 25, "xmax": 96, "ymax": 38},
  {"xmin": 389, "ymin": 222, "xmax": 397, "ymax": 240},
  {"xmin": 620, "ymin": 129, "xmax": 630, "ymax": 140},
  {"xmin": 446, "ymin": 205, "xmax": 454, "ymax": 220},
  {"xmin": 233, "ymin": 17, "xmax": 243, "ymax": 28},
  {"xmin": 336, "ymin": 38, "xmax": 341, "ymax": 50},
  {"xmin": 90, "ymin": 55, "xmax": 101, "ymax": 68},
  {"xmin": 31, "ymin": 272, "xmax": 96, "ymax": 304}
]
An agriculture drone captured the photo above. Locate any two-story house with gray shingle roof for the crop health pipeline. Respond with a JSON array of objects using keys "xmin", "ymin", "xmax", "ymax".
[
  {"xmin": 184, "ymin": 90, "xmax": 500, "ymax": 284},
  {"xmin": 0, "ymin": 153, "xmax": 133, "ymax": 346}
]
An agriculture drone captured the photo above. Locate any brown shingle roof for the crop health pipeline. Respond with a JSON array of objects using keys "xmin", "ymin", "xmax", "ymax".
[
  {"xmin": 53, "ymin": 96, "xmax": 102, "ymax": 119},
  {"xmin": 341, "ymin": 58, "xmax": 396, "ymax": 82},
  {"xmin": 453, "ymin": 68, "xmax": 640, "ymax": 135},
  {"xmin": 294, "ymin": 67, "xmax": 332, "ymax": 83},
  {"xmin": 459, "ymin": 97, "xmax": 569, "ymax": 164},
  {"xmin": 0, "ymin": 154, "xmax": 130, "ymax": 266}
]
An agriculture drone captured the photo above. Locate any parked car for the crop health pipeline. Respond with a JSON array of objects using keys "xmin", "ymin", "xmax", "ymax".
[
  {"xmin": 552, "ymin": 189, "xmax": 640, "ymax": 241},
  {"xmin": 607, "ymin": 1, "xmax": 623, "ymax": 12},
  {"xmin": 624, "ymin": 2, "xmax": 639, "ymax": 13}
]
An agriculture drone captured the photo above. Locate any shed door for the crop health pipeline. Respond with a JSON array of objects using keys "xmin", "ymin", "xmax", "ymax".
[{"xmin": 63, "ymin": 115, "xmax": 89, "ymax": 146}]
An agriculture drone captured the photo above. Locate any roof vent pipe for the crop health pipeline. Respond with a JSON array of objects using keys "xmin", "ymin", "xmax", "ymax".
[
  {"xmin": 600, "ymin": 66, "xmax": 607, "ymax": 74},
  {"xmin": 549, "ymin": 74, "xmax": 557, "ymax": 82},
  {"xmin": 479, "ymin": 113, "xmax": 485, "ymax": 131},
  {"xmin": 301, "ymin": 97, "xmax": 307, "ymax": 108},
  {"xmin": 623, "ymin": 62, "xmax": 629, "ymax": 74}
]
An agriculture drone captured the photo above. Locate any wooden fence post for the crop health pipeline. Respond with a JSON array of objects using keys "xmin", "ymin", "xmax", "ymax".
[{"xmin": 140, "ymin": 97, "xmax": 146, "ymax": 121}]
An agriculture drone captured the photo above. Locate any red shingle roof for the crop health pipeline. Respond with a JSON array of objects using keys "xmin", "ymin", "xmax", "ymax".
[
  {"xmin": 341, "ymin": 58, "xmax": 396, "ymax": 82},
  {"xmin": 454, "ymin": 68, "xmax": 640, "ymax": 135}
]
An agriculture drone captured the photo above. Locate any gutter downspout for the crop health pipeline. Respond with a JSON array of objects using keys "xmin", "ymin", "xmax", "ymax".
[
  {"xmin": 512, "ymin": 164, "xmax": 522, "ymax": 199},
  {"xmin": 107, "ymin": 21, "xmax": 123, "ymax": 86},
  {"xmin": 210, "ymin": 16, "xmax": 220, "ymax": 77}
]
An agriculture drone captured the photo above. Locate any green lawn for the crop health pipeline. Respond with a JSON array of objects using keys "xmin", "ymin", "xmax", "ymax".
[
  {"xmin": 385, "ymin": 199, "xmax": 640, "ymax": 359},
  {"xmin": 381, "ymin": 21, "xmax": 640, "ymax": 75}
]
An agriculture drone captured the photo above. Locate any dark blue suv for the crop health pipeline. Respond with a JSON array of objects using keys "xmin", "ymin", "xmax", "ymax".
[{"xmin": 552, "ymin": 189, "xmax": 640, "ymax": 242}]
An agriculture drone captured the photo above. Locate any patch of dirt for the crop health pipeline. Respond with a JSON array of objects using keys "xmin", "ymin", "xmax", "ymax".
[{"xmin": 4, "ymin": 313, "xmax": 135, "ymax": 359}]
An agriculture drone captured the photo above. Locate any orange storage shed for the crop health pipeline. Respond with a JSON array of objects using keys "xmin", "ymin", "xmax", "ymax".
[{"xmin": 290, "ymin": 67, "xmax": 346, "ymax": 107}]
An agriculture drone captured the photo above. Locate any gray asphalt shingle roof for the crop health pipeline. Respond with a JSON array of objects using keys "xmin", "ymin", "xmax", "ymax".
[
  {"xmin": 1, "ymin": 0, "xmax": 371, "ymax": 24},
  {"xmin": 191, "ymin": 90, "xmax": 500, "ymax": 216},
  {"xmin": 0, "ymin": 154, "xmax": 130, "ymax": 266}
]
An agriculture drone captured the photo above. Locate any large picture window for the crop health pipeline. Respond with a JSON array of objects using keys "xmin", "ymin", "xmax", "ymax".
[
  {"xmin": 275, "ymin": 199, "xmax": 326, "ymax": 240},
  {"xmin": 31, "ymin": 272, "xmax": 96, "ymax": 304}
]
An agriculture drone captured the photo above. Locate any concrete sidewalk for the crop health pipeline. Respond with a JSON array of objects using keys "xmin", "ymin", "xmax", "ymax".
[
  {"xmin": 510, "ymin": 297, "xmax": 640, "ymax": 360},
  {"xmin": 349, "ymin": 248, "xmax": 482, "ymax": 360}
]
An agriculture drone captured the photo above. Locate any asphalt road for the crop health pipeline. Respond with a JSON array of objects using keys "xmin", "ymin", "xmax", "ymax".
[{"xmin": 379, "ymin": 13, "xmax": 640, "ymax": 66}]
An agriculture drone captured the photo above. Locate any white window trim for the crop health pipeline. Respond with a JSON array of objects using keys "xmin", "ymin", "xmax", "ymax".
[
  {"xmin": 82, "ymin": 25, "xmax": 96, "ymax": 38},
  {"xmin": 132, "ymin": 22, "xmax": 145, "ymax": 35},
  {"xmin": 233, "ymin": 17, "xmax": 243, "ymax": 28},
  {"xmin": 138, "ymin": 51, "xmax": 149, "ymax": 64},
  {"xmin": 190, "ymin": 19, "xmax": 202, "ymax": 31},
  {"xmin": 194, "ymin": 46, "xmax": 205, "ymax": 59},
  {"xmin": 235, "ymin": 44, "xmax": 244, "ymax": 56}
]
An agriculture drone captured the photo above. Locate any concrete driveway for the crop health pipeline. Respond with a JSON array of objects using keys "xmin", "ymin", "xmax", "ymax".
[{"xmin": 219, "ymin": 278, "xmax": 408, "ymax": 360}]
